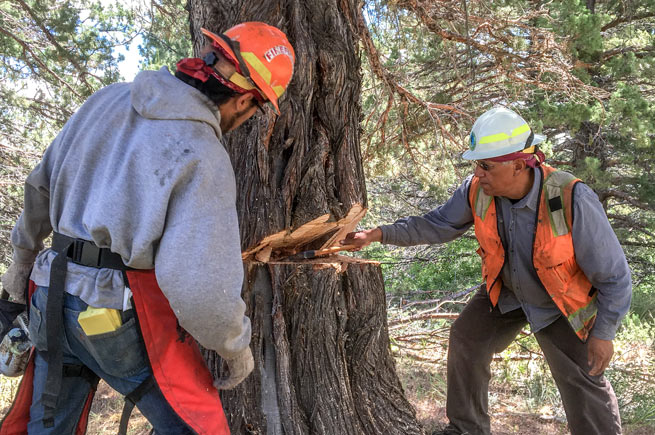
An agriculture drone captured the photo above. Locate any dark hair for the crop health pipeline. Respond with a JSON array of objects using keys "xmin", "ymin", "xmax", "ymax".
[{"xmin": 175, "ymin": 70, "xmax": 238, "ymax": 107}]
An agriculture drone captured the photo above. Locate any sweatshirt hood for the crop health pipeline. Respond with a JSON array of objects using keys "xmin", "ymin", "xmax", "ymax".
[{"xmin": 131, "ymin": 66, "xmax": 223, "ymax": 138}]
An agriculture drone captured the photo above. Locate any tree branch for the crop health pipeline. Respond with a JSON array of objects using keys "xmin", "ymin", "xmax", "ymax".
[
  {"xmin": 607, "ymin": 214, "xmax": 655, "ymax": 239},
  {"xmin": 600, "ymin": 189, "xmax": 655, "ymax": 212},
  {"xmin": 0, "ymin": 27, "xmax": 82, "ymax": 99},
  {"xmin": 15, "ymin": 0, "xmax": 95, "ymax": 94},
  {"xmin": 601, "ymin": 11, "xmax": 655, "ymax": 32}
]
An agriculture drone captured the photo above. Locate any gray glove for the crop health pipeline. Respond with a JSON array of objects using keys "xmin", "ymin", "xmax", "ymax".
[
  {"xmin": 1, "ymin": 263, "xmax": 32, "ymax": 304},
  {"xmin": 213, "ymin": 347, "xmax": 254, "ymax": 390}
]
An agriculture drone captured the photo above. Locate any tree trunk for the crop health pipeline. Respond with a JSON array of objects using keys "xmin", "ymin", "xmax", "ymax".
[{"xmin": 187, "ymin": 1, "xmax": 423, "ymax": 433}]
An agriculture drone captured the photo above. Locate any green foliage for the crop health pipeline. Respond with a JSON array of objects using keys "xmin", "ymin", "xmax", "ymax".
[
  {"xmin": 618, "ymin": 313, "xmax": 654, "ymax": 342},
  {"xmin": 556, "ymin": 0, "xmax": 604, "ymax": 62},
  {"xmin": 608, "ymin": 315, "xmax": 655, "ymax": 425},
  {"xmin": 608, "ymin": 83, "xmax": 654, "ymax": 149},
  {"xmin": 137, "ymin": 0, "xmax": 192, "ymax": 71},
  {"xmin": 531, "ymin": 99, "xmax": 593, "ymax": 132},
  {"xmin": 1, "ymin": 0, "xmax": 135, "ymax": 115},
  {"xmin": 630, "ymin": 278, "xmax": 655, "ymax": 322},
  {"xmin": 377, "ymin": 238, "xmax": 480, "ymax": 297},
  {"xmin": 0, "ymin": 0, "xmax": 140, "ymax": 265}
]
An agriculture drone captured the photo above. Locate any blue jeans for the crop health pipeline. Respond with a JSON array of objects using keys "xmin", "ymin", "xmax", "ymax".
[{"xmin": 27, "ymin": 286, "xmax": 194, "ymax": 434}]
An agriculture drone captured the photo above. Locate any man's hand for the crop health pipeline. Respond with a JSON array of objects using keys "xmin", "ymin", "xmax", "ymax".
[
  {"xmin": 340, "ymin": 228, "xmax": 383, "ymax": 251},
  {"xmin": 213, "ymin": 347, "xmax": 254, "ymax": 390},
  {"xmin": 587, "ymin": 336, "xmax": 614, "ymax": 376},
  {"xmin": 1, "ymin": 263, "xmax": 32, "ymax": 304}
]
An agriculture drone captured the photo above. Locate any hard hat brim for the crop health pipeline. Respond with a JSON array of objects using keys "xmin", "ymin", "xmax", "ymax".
[
  {"xmin": 462, "ymin": 133, "xmax": 547, "ymax": 160},
  {"xmin": 248, "ymin": 71, "xmax": 281, "ymax": 114},
  {"xmin": 201, "ymin": 28, "xmax": 239, "ymax": 70},
  {"xmin": 531, "ymin": 133, "xmax": 546, "ymax": 146}
]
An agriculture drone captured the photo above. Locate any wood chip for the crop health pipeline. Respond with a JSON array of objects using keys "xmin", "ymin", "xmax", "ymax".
[{"xmin": 242, "ymin": 204, "xmax": 368, "ymax": 262}]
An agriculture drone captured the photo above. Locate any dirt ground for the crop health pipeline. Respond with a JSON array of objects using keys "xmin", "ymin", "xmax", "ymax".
[
  {"xmin": 87, "ymin": 381, "xmax": 151, "ymax": 434},
  {"xmin": 2, "ymin": 370, "xmax": 653, "ymax": 434},
  {"xmin": 399, "ymin": 361, "xmax": 569, "ymax": 435},
  {"xmin": 399, "ymin": 358, "xmax": 654, "ymax": 435}
]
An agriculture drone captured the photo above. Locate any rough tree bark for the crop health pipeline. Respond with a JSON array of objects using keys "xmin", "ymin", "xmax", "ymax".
[{"xmin": 187, "ymin": 1, "xmax": 423, "ymax": 434}]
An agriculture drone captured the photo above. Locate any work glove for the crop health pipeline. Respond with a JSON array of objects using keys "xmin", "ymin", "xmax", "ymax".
[
  {"xmin": 0, "ymin": 312, "xmax": 31, "ymax": 377},
  {"xmin": 1, "ymin": 263, "xmax": 32, "ymax": 304},
  {"xmin": 213, "ymin": 347, "xmax": 254, "ymax": 390}
]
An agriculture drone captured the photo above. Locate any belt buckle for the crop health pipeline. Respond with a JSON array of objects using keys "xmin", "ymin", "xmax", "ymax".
[{"xmin": 71, "ymin": 240, "xmax": 101, "ymax": 267}]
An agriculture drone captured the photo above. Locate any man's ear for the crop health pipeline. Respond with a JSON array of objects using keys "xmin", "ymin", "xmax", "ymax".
[
  {"xmin": 513, "ymin": 158, "xmax": 527, "ymax": 174},
  {"xmin": 234, "ymin": 93, "xmax": 255, "ymax": 111}
]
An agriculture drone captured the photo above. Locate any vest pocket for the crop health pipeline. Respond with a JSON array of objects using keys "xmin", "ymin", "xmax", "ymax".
[
  {"xmin": 534, "ymin": 237, "xmax": 577, "ymax": 294},
  {"xmin": 534, "ymin": 235, "xmax": 574, "ymax": 268}
]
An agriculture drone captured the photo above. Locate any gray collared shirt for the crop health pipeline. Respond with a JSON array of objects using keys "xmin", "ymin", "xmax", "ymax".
[{"xmin": 379, "ymin": 168, "xmax": 631, "ymax": 340}]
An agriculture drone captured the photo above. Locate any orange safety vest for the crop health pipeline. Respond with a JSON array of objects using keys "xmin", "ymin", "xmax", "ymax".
[
  {"xmin": 468, "ymin": 164, "xmax": 597, "ymax": 341},
  {"xmin": 1, "ymin": 271, "xmax": 230, "ymax": 435}
]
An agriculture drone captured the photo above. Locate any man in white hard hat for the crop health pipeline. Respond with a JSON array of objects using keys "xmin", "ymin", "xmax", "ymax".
[{"xmin": 342, "ymin": 107, "xmax": 631, "ymax": 435}]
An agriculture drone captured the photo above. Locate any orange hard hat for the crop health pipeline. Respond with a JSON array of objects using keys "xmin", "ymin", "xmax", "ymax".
[{"xmin": 201, "ymin": 22, "xmax": 295, "ymax": 114}]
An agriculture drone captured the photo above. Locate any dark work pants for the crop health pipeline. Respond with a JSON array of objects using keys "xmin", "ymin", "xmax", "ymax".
[
  {"xmin": 446, "ymin": 287, "xmax": 621, "ymax": 435},
  {"xmin": 28, "ymin": 286, "xmax": 193, "ymax": 434}
]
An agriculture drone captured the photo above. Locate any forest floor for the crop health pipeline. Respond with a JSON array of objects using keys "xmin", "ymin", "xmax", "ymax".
[
  {"xmin": 0, "ymin": 291, "xmax": 652, "ymax": 435},
  {"xmin": 0, "ymin": 376, "xmax": 151, "ymax": 434},
  {"xmin": 2, "ymin": 358, "xmax": 653, "ymax": 434},
  {"xmin": 396, "ymin": 357, "xmax": 654, "ymax": 435}
]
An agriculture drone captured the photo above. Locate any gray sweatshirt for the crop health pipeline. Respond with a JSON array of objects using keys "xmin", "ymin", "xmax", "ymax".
[{"xmin": 10, "ymin": 67, "xmax": 250, "ymax": 360}]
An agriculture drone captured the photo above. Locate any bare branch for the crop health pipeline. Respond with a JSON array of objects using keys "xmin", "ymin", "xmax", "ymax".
[
  {"xmin": 601, "ymin": 11, "xmax": 655, "ymax": 32},
  {"xmin": 600, "ymin": 190, "xmax": 655, "ymax": 212}
]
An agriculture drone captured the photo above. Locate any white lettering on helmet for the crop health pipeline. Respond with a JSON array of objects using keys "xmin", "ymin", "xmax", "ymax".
[{"xmin": 264, "ymin": 45, "xmax": 292, "ymax": 63}]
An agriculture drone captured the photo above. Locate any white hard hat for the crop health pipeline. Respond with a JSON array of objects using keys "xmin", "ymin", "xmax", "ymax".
[{"xmin": 462, "ymin": 107, "xmax": 545, "ymax": 160}]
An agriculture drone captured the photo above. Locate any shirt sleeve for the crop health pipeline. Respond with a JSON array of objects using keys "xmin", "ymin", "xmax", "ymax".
[
  {"xmin": 154, "ymin": 148, "xmax": 250, "ymax": 360},
  {"xmin": 379, "ymin": 176, "xmax": 474, "ymax": 246},
  {"xmin": 10, "ymin": 147, "xmax": 55, "ymax": 264},
  {"xmin": 571, "ymin": 183, "xmax": 632, "ymax": 340}
]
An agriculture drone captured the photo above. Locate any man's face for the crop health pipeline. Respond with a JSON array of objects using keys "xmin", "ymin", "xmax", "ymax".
[
  {"xmin": 202, "ymin": 45, "xmax": 263, "ymax": 133},
  {"xmin": 473, "ymin": 159, "xmax": 516, "ymax": 197},
  {"xmin": 220, "ymin": 98, "xmax": 259, "ymax": 133}
]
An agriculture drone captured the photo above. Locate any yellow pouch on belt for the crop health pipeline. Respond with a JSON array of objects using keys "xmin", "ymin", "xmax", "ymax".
[{"xmin": 78, "ymin": 307, "xmax": 122, "ymax": 336}]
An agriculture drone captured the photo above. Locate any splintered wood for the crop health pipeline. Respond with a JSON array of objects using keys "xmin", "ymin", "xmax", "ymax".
[{"xmin": 241, "ymin": 204, "xmax": 367, "ymax": 263}]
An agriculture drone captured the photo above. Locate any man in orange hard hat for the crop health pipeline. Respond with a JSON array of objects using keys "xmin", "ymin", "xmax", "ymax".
[{"xmin": 0, "ymin": 22, "xmax": 294, "ymax": 434}]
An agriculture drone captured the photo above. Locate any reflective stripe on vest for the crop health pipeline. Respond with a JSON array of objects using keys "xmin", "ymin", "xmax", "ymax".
[
  {"xmin": 473, "ymin": 185, "xmax": 493, "ymax": 221},
  {"xmin": 569, "ymin": 293, "xmax": 599, "ymax": 334},
  {"xmin": 469, "ymin": 165, "xmax": 596, "ymax": 341},
  {"xmin": 469, "ymin": 181, "xmax": 505, "ymax": 306},
  {"xmin": 543, "ymin": 169, "xmax": 576, "ymax": 237}
]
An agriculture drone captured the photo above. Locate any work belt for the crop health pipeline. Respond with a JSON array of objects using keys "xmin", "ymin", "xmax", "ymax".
[
  {"xmin": 42, "ymin": 232, "xmax": 132, "ymax": 428},
  {"xmin": 51, "ymin": 232, "xmax": 130, "ymax": 270}
]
